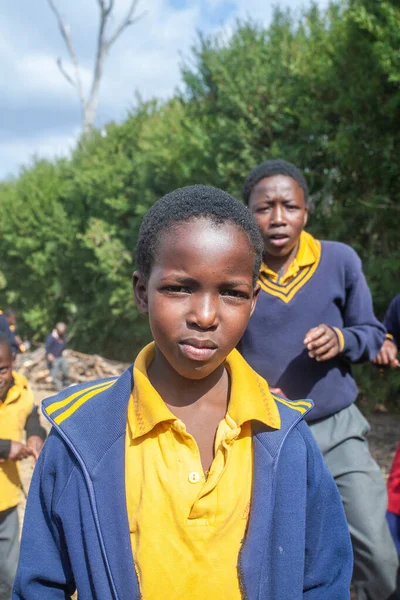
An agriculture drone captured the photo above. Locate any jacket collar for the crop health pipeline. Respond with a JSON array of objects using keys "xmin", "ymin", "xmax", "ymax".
[{"xmin": 42, "ymin": 359, "xmax": 299, "ymax": 473}]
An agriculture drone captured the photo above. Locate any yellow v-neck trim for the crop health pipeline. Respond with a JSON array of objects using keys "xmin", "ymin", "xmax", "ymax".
[{"xmin": 258, "ymin": 232, "xmax": 321, "ymax": 303}]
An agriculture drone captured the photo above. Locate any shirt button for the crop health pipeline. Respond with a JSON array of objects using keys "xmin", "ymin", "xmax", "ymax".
[{"xmin": 188, "ymin": 471, "xmax": 201, "ymax": 483}]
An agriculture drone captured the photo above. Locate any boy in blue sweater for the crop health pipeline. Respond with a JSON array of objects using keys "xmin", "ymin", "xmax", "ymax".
[
  {"xmin": 238, "ymin": 160, "xmax": 398, "ymax": 600},
  {"xmin": 13, "ymin": 186, "xmax": 352, "ymax": 599}
]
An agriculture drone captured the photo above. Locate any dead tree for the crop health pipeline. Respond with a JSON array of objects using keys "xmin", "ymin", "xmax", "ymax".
[{"xmin": 47, "ymin": 0, "xmax": 144, "ymax": 134}]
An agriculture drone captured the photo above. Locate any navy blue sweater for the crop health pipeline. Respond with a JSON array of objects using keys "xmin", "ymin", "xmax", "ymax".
[
  {"xmin": 384, "ymin": 294, "xmax": 400, "ymax": 347},
  {"xmin": 239, "ymin": 240, "xmax": 385, "ymax": 422},
  {"xmin": 45, "ymin": 332, "xmax": 66, "ymax": 359},
  {"xmin": 13, "ymin": 367, "xmax": 352, "ymax": 599}
]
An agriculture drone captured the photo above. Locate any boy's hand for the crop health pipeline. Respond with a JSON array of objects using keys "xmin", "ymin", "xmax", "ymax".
[
  {"xmin": 372, "ymin": 339, "xmax": 399, "ymax": 368},
  {"xmin": 47, "ymin": 353, "xmax": 55, "ymax": 364},
  {"xmin": 7, "ymin": 441, "xmax": 33, "ymax": 462},
  {"xmin": 304, "ymin": 325, "xmax": 340, "ymax": 362},
  {"xmin": 26, "ymin": 435, "xmax": 44, "ymax": 462},
  {"xmin": 270, "ymin": 387, "xmax": 287, "ymax": 398}
]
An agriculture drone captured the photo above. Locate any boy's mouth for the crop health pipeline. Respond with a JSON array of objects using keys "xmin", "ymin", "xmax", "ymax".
[
  {"xmin": 178, "ymin": 338, "xmax": 218, "ymax": 361},
  {"xmin": 268, "ymin": 233, "xmax": 290, "ymax": 247}
]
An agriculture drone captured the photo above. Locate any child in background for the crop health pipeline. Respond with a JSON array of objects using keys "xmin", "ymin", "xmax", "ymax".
[
  {"xmin": 238, "ymin": 160, "xmax": 398, "ymax": 600},
  {"xmin": 0, "ymin": 310, "xmax": 24, "ymax": 356},
  {"xmin": 0, "ymin": 333, "xmax": 46, "ymax": 600},
  {"xmin": 45, "ymin": 322, "xmax": 70, "ymax": 391},
  {"xmin": 14, "ymin": 186, "xmax": 352, "ymax": 599},
  {"xmin": 373, "ymin": 293, "xmax": 400, "ymax": 598}
]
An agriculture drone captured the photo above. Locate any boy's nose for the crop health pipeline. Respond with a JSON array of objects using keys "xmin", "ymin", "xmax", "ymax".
[
  {"xmin": 187, "ymin": 295, "xmax": 218, "ymax": 330},
  {"xmin": 271, "ymin": 204, "xmax": 285, "ymax": 224}
]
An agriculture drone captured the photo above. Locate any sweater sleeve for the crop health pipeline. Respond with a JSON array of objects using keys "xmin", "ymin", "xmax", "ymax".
[
  {"xmin": 337, "ymin": 249, "xmax": 386, "ymax": 362},
  {"xmin": 383, "ymin": 295, "xmax": 400, "ymax": 348},
  {"xmin": 0, "ymin": 439, "xmax": 11, "ymax": 459},
  {"xmin": 12, "ymin": 432, "xmax": 76, "ymax": 599},
  {"xmin": 25, "ymin": 406, "xmax": 47, "ymax": 441},
  {"xmin": 299, "ymin": 421, "xmax": 353, "ymax": 599},
  {"xmin": 45, "ymin": 334, "xmax": 55, "ymax": 357}
]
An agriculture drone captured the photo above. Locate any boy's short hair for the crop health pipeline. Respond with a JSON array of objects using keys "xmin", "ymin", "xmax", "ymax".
[
  {"xmin": 135, "ymin": 184, "xmax": 263, "ymax": 285},
  {"xmin": 243, "ymin": 160, "xmax": 309, "ymax": 206},
  {"xmin": 0, "ymin": 332, "xmax": 12, "ymax": 356}
]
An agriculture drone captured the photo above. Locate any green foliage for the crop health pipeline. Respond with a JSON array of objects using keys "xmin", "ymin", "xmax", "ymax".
[
  {"xmin": 1, "ymin": 0, "xmax": 400, "ymax": 412},
  {"xmin": 0, "ymin": 160, "xmax": 76, "ymax": 337}
]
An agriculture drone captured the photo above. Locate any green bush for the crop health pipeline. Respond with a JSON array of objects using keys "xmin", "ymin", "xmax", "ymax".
[{"xmin": 0, "ymin": 0, "xmax": 399, "ymax": 410}]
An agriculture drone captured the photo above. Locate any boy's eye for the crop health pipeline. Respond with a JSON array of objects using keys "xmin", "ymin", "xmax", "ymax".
[
  {"xmin": 161, "ymin": 285, "xmax": 191, "ymax": 294},
  {"xmin": 286, "ymin": 204, "xmax": 299, "ymax": 211},
  {"xmin": 221, "ymin": 289, "xmax": 249, "ymax": 300},
  {"xmin": 256, "ymin": 206, "xmax": 271, "ymax": 213}
]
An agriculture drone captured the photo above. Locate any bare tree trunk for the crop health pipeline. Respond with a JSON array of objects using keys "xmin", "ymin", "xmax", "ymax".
[{"xmin": 46, "ymin": 0, "xmax": 146, "ymax": 135}]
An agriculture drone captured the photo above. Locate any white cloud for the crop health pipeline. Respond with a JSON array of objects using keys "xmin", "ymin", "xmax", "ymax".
[
  {"xmin": 0, "ymin": 130, "xmax": 79, "ymax": 180},
  {"xmin": 0, "ymin": 0, "xmax": 328, "ymax": 179}
]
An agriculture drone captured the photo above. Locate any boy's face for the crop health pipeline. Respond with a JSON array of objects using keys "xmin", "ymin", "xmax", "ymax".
[
  {"xmin": 0, "ymin": 345, "xmax": 13, "ymax": 401},
  {"xmin": 56, "ymin": 323, "xmax": 67, "ymax": 337},
  {"xmin": 6, "ymin": 314, "xmax": 16, "ymax": 327},
  {"xmin": 248, "ymin": 175, "xmax": 308, "ymax": 260},
  {"xmin": 134, "ymin": 219, "xmax": 259, "ymax": 380}
]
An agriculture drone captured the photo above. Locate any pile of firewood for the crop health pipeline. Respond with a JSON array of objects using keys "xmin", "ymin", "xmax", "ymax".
[{"xmin": 16, "ymin": 346, "xmax": 129, "ymax": 390}]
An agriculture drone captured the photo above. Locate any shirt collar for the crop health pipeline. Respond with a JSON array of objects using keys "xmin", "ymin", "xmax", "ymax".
[
  {"xmin": 2, "ymin": 372, "xmax": 28, "ymax": 406},
  {"xmin": 260, "ymin": 231, "xmax": 320, "ymax": 283},
  {"xmin": 225, "ymin": 349, "xmax": 280, "ymax": 429},
  {"xmin": 127, "ymin": 342, "xmax": 280, "ymax": 441},
  {"xmin": 127, "ymin": 343, "xmax": 176, "ymax": 441}
]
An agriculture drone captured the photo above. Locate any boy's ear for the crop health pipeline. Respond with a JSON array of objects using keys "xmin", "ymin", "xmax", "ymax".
[
  {"xmin": 133, "ymin": 271, "xmax": 149, "ymax": 315},
  {"xmin": 249, "ymin": 283, "xmax": 261, "ymax": 317}
]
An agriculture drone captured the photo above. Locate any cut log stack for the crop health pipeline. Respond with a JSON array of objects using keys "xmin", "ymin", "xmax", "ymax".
[{"xmin": 16, "ymin": 346, "xmax": 129, "ymax": 390}]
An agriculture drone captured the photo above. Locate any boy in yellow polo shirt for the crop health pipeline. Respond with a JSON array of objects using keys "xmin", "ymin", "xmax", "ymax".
[
  {"xmin": 14, "ymin": 186, "xmax": 352, "ymax": 600},
  {"xmin": 0, "ymin": 333, "xmax": 46, "ymax": 600}
]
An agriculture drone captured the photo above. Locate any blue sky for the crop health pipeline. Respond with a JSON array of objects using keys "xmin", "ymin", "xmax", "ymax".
[{"xmin": 0, "ymin": 0, "xmax": 329, "ymax": 180}]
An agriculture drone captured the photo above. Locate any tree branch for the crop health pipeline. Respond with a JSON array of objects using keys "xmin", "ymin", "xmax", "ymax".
[
  {"xmin": 107, "ymin": 0, "xmax": 115, "ymax": 16},
  {"xmin": 46, "ymin": 0, "xmax": 86, "ymax": 109},
  {"xmin": 47, "ymin": 0, "xmax": 146, "ymax": 134},
  {"xmin": 106, "ymin": 0, "xmax": 145, "ymax": 49},
  {"xmin": 96, "ymin": 0, "xmax": 114, "ymax": 18},
  {"xmin": 56, "ymin": 57, "xmax": 76, "ymax": 89}
]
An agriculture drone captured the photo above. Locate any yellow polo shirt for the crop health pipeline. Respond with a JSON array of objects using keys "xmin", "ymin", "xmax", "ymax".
[
  {"xmin": 261, "ymin": 230, "xmax": 321, "ymax": 284},
  {"xmin": 125, "ymin": 343, "xmax": 280, "ymax": 599},
  {"xmin": 0, "ymin": 372, "xmax": 36, "ymax": 511}
]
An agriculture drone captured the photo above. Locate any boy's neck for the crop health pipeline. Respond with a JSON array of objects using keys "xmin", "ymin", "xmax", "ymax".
[
  {"xmin": 147, "ymin": 346, "xmax": 229, "ymax": 411},
  {"xmin": 264, "ymin": 241, "xmax": 300, "ymax": 275}
]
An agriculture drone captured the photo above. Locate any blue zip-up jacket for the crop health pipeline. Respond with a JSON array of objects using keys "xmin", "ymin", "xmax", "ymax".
[{"xmin": 13, "ymin": 367, "xmax": 352, "ymax": 600}]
